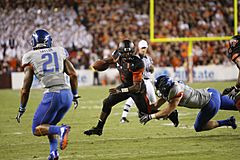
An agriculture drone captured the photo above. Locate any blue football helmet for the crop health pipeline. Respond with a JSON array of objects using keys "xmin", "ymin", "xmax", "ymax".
[
  {"xmin": 31, "ymin": 29, "xmax": 52, "ymax": 49},
  {"xmin": 155, "ymin": 75, "xmax": 174, "ymax": 98}
]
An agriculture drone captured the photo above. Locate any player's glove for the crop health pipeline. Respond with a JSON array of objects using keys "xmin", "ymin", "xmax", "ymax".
[
  {"xmin": 229, "ymin": 86, "xmax": 240, "ymax": 99},
  {"xmin": 222, "ymin": 86, "xmax": 235, "ymax": 95},
  {"xmin": 16, "ymin": 106, "xmax": 26, "ymax": 123},
  {"xmin": 155, "ymin": 90, "xmax": 162, "ymax": 97},
  {"xmin": 73, "ymin": 95, "xmax": 81, "ymax": 109},
  {"xmin": 140, "ymin": 113, "xmax": 153, "ymax": 125},
  {"xmin": 138, "ymin": 111, "xmax": 145, "ymax": 118},
  {"xmin": 222, "ymin": 86, "xmax": 240, "ymax": 99}
]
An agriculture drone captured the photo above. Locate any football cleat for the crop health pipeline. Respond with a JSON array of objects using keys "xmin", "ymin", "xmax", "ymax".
[
  {"xmin": 59, "ymin": 124, "xmax": 71, "ymax": 150},
  {"xmin": 120, "ymin": 117, "xmax": 129, "ymax": 123},
  {"xmin": 228, "ymin": 116, "xmax": 237, "ymax": 129},
  {"xmin": 48, "ymin": 150, "xmax": 59, "ymax": 160},
  {"xmin": 167, "ymin": 110, "xmax": 179, "ymax": 127},
  {"xmin": 84, "ymin": 127, "xmax": 102, "ymax": 136}
]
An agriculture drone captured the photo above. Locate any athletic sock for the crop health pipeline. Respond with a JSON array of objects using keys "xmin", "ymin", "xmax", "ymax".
[
  {"xmin": 49, "ymin": 125, "xmax": 61, "ymax": 135},
  {"xmin": 48, "ymin": 136, "xmax": 58, "ymax": 152},
  {"xmin": 217, "ymin": 119, "xmax": 230, "ymax": 127},
  {"xmin": 96, "ymin": 119, "xmax": 105, "ymax": 129},
  {"xmin": 122, "ymin": 104, "xmax": 131, "ymax": 118}
]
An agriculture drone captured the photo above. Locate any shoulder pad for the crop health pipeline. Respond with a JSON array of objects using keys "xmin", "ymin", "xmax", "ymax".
[
  {"xmin": 168, "ymin": 82, "xmax": 184, "ymax": 100},
  {"xmin": 22, "ymin": 51, "xmax": 33, "ymax": 67},
  {"xmin": 129, "ymin": 56, "xmax": 144, "ymax": 72}
]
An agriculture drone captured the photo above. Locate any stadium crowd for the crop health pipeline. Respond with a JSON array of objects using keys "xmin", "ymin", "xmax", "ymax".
[{"xmin": 0, "ymin": 0, "xmax": 237, "ymax": 74}]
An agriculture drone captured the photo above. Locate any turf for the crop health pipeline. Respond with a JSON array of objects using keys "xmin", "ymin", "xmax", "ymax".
[{"xmin": 0, "ymin": 81, "xmax": 240, "ymax": 160}]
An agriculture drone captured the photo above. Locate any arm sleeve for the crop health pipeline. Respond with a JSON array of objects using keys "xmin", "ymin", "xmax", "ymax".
[
  {"xmin": 149, "ymin": 56, "xmax": 153, "ymax": 64},
  {"xmin": 130, "ymin": 58, "xmax": 144, "ymax": 82},
  {"xmin": 132, "ymin": 68, "xmax": 144, "ymax": 82},
  {"xmin": 63, "ymin": 48, "xmax": 69, "ymax": 60},
  {"xmin": 21, "ymin": 53, "xmax": 31, "ymax": 68}
]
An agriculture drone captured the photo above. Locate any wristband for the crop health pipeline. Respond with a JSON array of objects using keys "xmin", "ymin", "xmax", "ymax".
[
  {"xmin": 72, "ymin": 89, "xmax": 78, "ymax": 96},
  {"xmin": 19, "ymin": 103, "xmax": 26, "ymax": 112},
  {"xmin": 236, "ymin": 84, "xmax": 240, "ymax": 88},
  {"xmin": 233, "ymin": 86, "xmax": 240, "ymax": 91},
  {"xmin": 121, "ymin": 88, "xmax": 129, "ymax": 93},
  {"xmin": 235, "ymin": 86, "xmax": 240, "ymax": 90},
  {"xmin": 150, "ymin": 114, "xmax": 156, "ymax": 119}
]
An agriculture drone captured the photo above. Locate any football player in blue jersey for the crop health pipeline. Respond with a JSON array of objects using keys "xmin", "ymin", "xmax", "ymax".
[
  {"xmin": 16, "ymin": 29, "xmax": 80, "ymax": 160},
  {"xmin": 140, "ymin": 75, "xmax": 238, "ymax": 132}
]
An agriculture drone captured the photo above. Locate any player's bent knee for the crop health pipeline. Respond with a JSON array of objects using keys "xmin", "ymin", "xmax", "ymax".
[
  {"xmin": 194, "ymin": 124, "xmax": 203, "ymax": 132},
  {"xmin": 103, "ymin": 98, "xmax": 110, "ymax": 106},
  {"xmin": 102, "ymin": 98, "xmax": 112, "ymax": 113},
  {"xmin": 33, "ymin": 127, "xmax": 41, "ymax": 136},
  {"xmin": 33, "ymin": 125, "xmax": 48, "ymax": 136}
]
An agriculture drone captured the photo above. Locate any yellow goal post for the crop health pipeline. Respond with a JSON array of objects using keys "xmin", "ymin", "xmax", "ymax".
[{"xmin": 149, "ymin": 0, "xmax": 238, "ymax": 82}]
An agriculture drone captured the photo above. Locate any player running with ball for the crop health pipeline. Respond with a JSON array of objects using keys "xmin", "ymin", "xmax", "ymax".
[{"xmin": 120, "ymin": 40, "xmax": 157, "ymax": 123}]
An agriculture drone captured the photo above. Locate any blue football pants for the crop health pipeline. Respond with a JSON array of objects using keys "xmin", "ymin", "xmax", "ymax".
[
  {"xmin": 32, "ymin": 89, "xmax": 73, "ymax": 134},
  {"xmin": 194, "ymin": 88, "xmax": 220, "ymax": 131}
]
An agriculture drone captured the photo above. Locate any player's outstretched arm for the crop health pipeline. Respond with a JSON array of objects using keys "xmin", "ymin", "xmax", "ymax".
[
  {"xmin": 155, "ymin": 97, "xmax": 180, "ymax": 118},
  {"xmin": 223, "ymin": 55, "xmax": 240, "ymax": 98},
  {"xmin": 16, "ymin": 65, "xmax": 34, "ymax": 123},
  {"xmin": 155, "ymin": 97, "xmax": 166, "ymax": 109},
  {"xmin": 64, "ymin": 59, "xmax": 80, "ymax": 109},
  {"xmin": 140, "ymin": 95, "xmax": 182, "ymax": 125}
]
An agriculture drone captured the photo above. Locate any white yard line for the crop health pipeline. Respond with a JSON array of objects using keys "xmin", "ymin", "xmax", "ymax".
[{"xmin": 24, "ymin": 149, "xmax": 215, "ymax": 160}]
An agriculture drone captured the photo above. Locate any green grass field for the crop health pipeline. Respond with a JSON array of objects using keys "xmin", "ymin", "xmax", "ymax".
[{"xmin": 0, "ymin": 81, "xmax": 240, "ymax": 160}]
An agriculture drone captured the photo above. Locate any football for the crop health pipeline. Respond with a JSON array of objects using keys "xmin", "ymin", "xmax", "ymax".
[{"xmin": 92, "ymin": 59, "xmax": 109, "ymax": 71}]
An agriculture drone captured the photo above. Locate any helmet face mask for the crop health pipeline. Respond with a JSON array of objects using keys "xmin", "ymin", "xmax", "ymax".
[
  {"xmin": 118, "ymin": 40, "xmax": 135, "ymax": 59},
  {"xmin": 31, "ymin": 29, "xmax": 52, "ymax": 50},
  {"xmin": 228, "ymin": 35, "xmax": 240, "ymax": 59},
  {"xmin": 121, "ymin": 51, "xmax": 134, "ymax": 59},
  {"xmin": 229, "ymin": 38, "xmax": 239, "ymax": 48}
]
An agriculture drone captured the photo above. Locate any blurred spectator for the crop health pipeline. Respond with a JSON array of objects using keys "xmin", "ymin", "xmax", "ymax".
[
  {"xmin": 0, "ymin": 0, "xmax": 237, "ymax": 75},
  {"xmin": 90, "ymin": 50, "xmax": 101, "ymax": 85}
]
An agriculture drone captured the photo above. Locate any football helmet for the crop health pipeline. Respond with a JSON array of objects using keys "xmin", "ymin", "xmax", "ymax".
[
  {"xmin": 31, "ymin": 29, "xmax": 52, "ymax": 50},
  {"xmin": 155, "ymin": 75, "xmax": 174, "ymax": 98},
  {"xmin": 228, "ymin": 35, "xmax": 240, "ymax": 59},
  {"xmin": 118, "ymin": 40, "xmax": 135, "ymax": 58}
]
